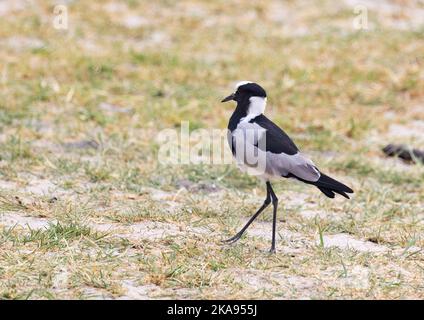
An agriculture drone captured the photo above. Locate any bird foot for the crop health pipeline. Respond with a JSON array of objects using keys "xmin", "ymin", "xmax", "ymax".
[{"xmin": 221, "ymin": 233, "xmax": 243, "ymax": 245}]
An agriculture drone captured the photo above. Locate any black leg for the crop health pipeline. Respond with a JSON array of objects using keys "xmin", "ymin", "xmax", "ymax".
[
  {"xmin": 222, "ymin": 184, "xmax": 271, "ymax": 244},
  {"xmin": 267, "ymin": 181, "xmax": 278, "ymax": 254}
]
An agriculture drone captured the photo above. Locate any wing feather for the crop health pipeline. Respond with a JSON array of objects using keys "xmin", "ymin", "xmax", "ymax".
[{"xmin": 229, "ymin": 117, "xmax": 320, "ymax": 181}]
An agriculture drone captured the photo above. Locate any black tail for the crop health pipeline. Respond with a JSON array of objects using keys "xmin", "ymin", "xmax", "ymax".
[
  {"xmin": 289, "ymin": 173, "xmax": 354, "ymax": 199},
  {"xmin": 313, "ymin": 173, "xmax": 354, "ymax": 199}
]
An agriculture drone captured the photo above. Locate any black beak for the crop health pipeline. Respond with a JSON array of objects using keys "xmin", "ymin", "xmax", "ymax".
[{"xmin": 221, "ymin": 93, "xmax": 235, "ymax": 103}]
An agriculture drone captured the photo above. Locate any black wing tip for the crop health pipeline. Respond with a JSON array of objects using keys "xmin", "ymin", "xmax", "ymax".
[
  {"xmin": 317, "ymin": 182, "xmax": 353, "ymax": 199},
  {"xmin": 318, "ymin": 187, "xmax": 351, "ymax": 199},
  {"xmin": 319, "ymin": 173, "xmax": 354, "ymax": 194},
  {"xmin": 318, "ymin": 187, "xmax": 335, "ymax": 198},
  {"xmin": 287, "ymin": 172, "xmax": 354, "ymax": 199},
  {"xmin": 338, "ymin": 191, "xmax": 351, "ymax": 199},
  {"xmin": 345, "ymin": 187, "xmax": 354, "ymax": 194}
]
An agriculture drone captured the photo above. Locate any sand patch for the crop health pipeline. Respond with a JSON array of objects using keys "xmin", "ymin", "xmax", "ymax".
[
  {"xmin": 319, "ymin": 233, "xmax": 389, "ymax": 253},
  {"xmin": 237, "ymin": 219, "xmax": 305, "ymax": 243},
  {"xmin": 80, "ymin": 287, "xmax": 113, "ymax": 300},
  {"xmin": 0, "ymin": 180, "xmax": 18, "ymax": 190},
  {"xmin": 385, "ymin": 121, "xmax": 424, "ymax": 145},
  {"xmin": 298, "ymin": 209, "xmax": 336, "ymax": 220},
  {"xmin": 24, "ymin": 179, "xmax": 64, "ymax": 196},
  {"xmin": 0, "ymin": 212, "xmax": 53, "ymax": 229},
  {"xmin": 91, "ymin": 221, "xmax": 179, "ymax": 240},
  {"xmin": 117, "ymin": 281, "xmax": 159, "ymax": 300},
  {"xmin": 90, "ymin": 219, "xmax": 210, "ymax": 241},
  {"xmin": 52, "ymin": 267, "xmax": 70, "ymax": 290},
  {"xmin": 233, "ymin": 269, "xmax": 318, "ymax": 298},
  {"xmin": 323, "ymin": 265, "xmax": 370, "ymax": 289}
]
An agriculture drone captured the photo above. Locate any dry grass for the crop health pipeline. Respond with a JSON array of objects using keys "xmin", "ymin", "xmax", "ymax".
[{"xmin": 0, "ymin": 0, "xmax": 423, "ymax": 299}]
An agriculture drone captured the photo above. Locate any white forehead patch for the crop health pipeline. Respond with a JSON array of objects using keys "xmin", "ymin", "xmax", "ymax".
[{"xmin": 235, "ymin": 80, "xmax": 253, "ymax": 90}]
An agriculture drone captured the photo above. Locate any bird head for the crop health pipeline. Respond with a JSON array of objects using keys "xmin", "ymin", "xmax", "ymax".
[
  {"xmin": 221, "ymin": 81, "xmax": 267, "ymax": 103},
  {"xmin": 222, "ymin": 81, "xmax": 267, "ymax": 117}
]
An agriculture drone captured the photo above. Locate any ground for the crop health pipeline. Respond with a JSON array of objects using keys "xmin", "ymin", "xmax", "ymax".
[{"xmin": 0, "ymin": 0, "xmax": 423, "ymax": 299}]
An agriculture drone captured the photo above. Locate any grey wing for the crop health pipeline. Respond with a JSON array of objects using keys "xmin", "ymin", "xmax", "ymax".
[
  {"xmin": 230, "ymin": 122, "xmax": 320, "ymax": 181},
  {"xmin": 266, "ymin": 151, "xmax": 320, "ymax": 181}
]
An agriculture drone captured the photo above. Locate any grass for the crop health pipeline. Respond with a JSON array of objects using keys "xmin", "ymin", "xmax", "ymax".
[{"xmin": 0, "ymin": 0, "xmax": 423, "ymax": 299}]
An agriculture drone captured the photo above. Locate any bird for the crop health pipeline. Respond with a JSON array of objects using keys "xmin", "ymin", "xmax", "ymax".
[{"xmin": 221, "ymin": 81, "xmax": 354, "ymax": 253}]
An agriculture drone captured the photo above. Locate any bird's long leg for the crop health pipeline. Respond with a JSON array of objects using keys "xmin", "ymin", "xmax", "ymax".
[
  {"xmin": 222, "ymin": 184, "xmax": 271, "ymax": 244},
  {"xmin": 267, "ymin": 181, "xmax": 278, "ymax": 254}
]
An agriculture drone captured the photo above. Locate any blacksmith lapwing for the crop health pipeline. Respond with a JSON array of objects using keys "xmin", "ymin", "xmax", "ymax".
[{"xmin": 221, "ymin": 81, "xmax": 353, "ymax": 253}]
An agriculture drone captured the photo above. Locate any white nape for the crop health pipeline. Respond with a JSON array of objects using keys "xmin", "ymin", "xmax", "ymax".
[{"xmin": 241, "ymin": 96, "xmax": 267, "ymax": 123}]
